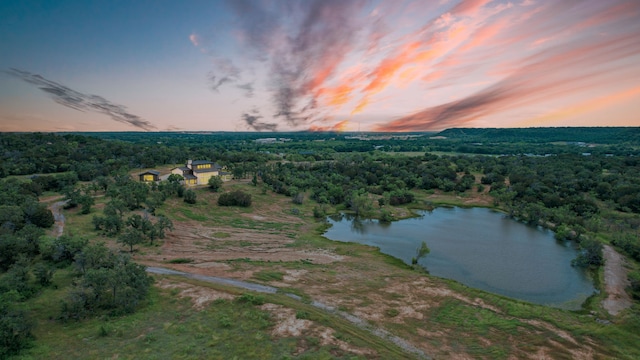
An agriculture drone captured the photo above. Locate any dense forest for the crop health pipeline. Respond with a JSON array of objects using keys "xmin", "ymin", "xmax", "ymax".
[{"xmin": 1, "ymin": 128, "xmax": 639, "ymax": 358}]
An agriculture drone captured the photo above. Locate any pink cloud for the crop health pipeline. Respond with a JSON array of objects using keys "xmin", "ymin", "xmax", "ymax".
[
  {"xmin": 189, "ymin": 33, "xmax": 200, "ymax": 47},
  {"xmin": 375, "ymin": 30, "xmax": 640, "ymax": 131}
]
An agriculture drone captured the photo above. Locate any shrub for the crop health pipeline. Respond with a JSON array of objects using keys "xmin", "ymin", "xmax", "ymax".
[
  {"xmin": 236, "ymin": 293, "xmax": 265, "ymax": 305},
  {"xmin": 208, "ymin": 176, "xmax": 223, "ymax": 192},
  {"xmin": 218, "ymin": 190, "xmax": 252, "ymax": 207},
  {"xmin": 183, "ymin": 189, "xmax": 197, "ymax": 204},
  {"xmin": 168, "ymin": 258, "xmax": 193, "ymax": 264}
]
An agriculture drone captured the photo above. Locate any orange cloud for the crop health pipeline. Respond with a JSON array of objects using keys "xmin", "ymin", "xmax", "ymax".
[
  {"xmin": 308, "ymin": 119, "xmax": 349, "ymax": 132},
  {"xmin": 520, "ymin": 85, "xmax": 640, "ymax": 127},
  {"xmin": 374, "ymin": 30, "xmax": 640, "ymax": 132},
  {"xmin": 351, "ymin": 97, "xmax": 369, "ymax": 115},
  {"xmin": 321, "ymin": 84, "xmax": 354, "ymax": 107}
]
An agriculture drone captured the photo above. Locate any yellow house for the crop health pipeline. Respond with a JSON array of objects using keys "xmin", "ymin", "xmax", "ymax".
[
  {"xmin": 170, "ymin": 160, "xmax": 229, "ymax": 186},
  {"xmin": 138, "ymin": 170, "xmax": 160, "ymax": 182}
]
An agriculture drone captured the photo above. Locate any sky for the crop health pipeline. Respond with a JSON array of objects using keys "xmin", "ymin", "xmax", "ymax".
[{"xmin": 1, "ymin": 0, "xmax": 639, "ymax": 133}]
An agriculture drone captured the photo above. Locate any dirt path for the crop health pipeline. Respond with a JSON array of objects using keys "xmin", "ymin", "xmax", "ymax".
[
  {"xmin": 602, "ymin": 245, "xmax": 633, "ymax": 316},
  {"xmin": 47, "ymin": 200, "xmax": 68, "ymax": 238}
]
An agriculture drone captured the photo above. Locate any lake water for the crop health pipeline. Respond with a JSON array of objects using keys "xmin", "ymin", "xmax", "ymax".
[{"xmin": 323, "ymin": 207, "xmax": 595, "ymax": 309}]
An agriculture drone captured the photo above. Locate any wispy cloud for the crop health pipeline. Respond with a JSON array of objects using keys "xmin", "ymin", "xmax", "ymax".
[
  {"xmin": 194, "ymin": 0, "xmax": 640, "ymax": 130},
  {"xmin": 236, "ymin": 82, "xmax": 254, "ymax": 98},
  {"xmin": 7, "ymin": 68, "xmax": 155, "ymax": 131},
  {"xmin": 208, "ymin": 58, "xmax": 242, "ymax": 91},
  {"xmin": 241, "ymin": 109, "xmax": 278, "ymax": 131},
  {"xmin": 375, "ymin": 29, "xmax": 640, "ymax": 131}
]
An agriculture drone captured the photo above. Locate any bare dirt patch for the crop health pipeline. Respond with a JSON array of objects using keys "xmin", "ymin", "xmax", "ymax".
[
  {"xmin": 602, "ymin": 245, "xmax": 633, "ymax": 316},
  {"xmin": 426, "ymin": 191, "xmax": 494, "ymax": 207},
  {"xmin": 261, "ymin": 303, "xmax": 378, "ymax": 357},
  {"xmin": 136, "ymin": 220, "xmax": 342, "ymax": 279}
]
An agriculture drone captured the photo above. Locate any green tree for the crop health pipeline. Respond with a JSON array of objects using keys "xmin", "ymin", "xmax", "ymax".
[
  {"xmin": 74, "ymin": 242, "xmax": 113, "ymax": 275},
  {"xmin": 78, "ymin": 194, "xmax": 95, "ymax": 214},
  {"xmin": 208, "ymin": 176, "xmax": 223, "ymax": 192},
  {"xmin": 0, "ymin": 258, "xmax": 34, "ymax": 299},
  {"xmin": 33, "ymin": 262, "xmax": 55, "ymax": 287},
  {"xmin": 117, "ymin": 228, "xmax": 144, "ymax": 253},
  {"xmin": 22, "ymin": 202, "xmax": 54, "ymax": 228},
  {"xmin": 43, "ymin": 235, "xmax": 88, "ymax": 265},
  {"xmin": 349, "ymin": 192, "xmax": 373, "ymax": 217},
  {"xmin": 167, "ymin": 174, "xmax": 183, "ymax": 184},
  {"xmin": 147, "ymin": 215, "xmax": 173, "ymax": 244},
  {"xmin": 572, "ymin": 238, "xmax": 604, "ymax": 268},
  {"xmin": 183, "ymin": 189, "xmax": 197, "ymax": 204}
]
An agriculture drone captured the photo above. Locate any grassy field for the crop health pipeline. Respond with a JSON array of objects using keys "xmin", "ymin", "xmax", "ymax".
[{"xmin": 21, "ymin": 178, "xmax": 640, "ymax": 359}]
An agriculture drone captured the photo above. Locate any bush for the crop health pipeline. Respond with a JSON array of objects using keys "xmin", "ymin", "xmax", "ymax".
[
  {"xmin": 380, "ymin": 209, "xmax": 394, "ymax": 223},
  {"xmin": 571, "ymin": 238, "xmax": 604, "ymax": 268},
  {"xmin": 312, "ymin": 205, "xmax": 326, "ymax": 219},
  {"xmin": 236, "ymin": 293, "xmax": 265, "ymax": 305},
  {"xmin": 612, "ymin": 233, "xmax": 640, "ymax": 262},
  {"xmin": 208, "ymin": 176, "xmax": 223, "ymax": 192},
  {"xmin": 388, "ymin": 190, "xmax": 414, "ymax": 205},
  {"xmin": 218, "ymin": 190, "xmax": 252, "ymax": 207},
  {"xmin": 296, "ymin": 310, "xmax": 310, "ymax": 320},
  {"xmin": 168, "ymin": 258, "xmax": 193, "ymax": 264},
  {"xmin": 183, "ymin": 189, "xmax": 197, "ymax": 204}
]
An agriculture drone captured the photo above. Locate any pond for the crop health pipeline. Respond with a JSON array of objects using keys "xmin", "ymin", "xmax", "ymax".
[{"xmin": 323, "ymin": 207, "xmax": 595, "ymax": 309}]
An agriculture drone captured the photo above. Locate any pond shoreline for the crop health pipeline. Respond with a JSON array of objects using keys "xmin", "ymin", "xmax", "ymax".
[{"xmin": 324, "ymin": 207, "xmax": 595, "ymax": 310}]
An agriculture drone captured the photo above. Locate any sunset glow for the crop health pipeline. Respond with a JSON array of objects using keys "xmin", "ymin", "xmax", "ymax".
[{"xmin": 1, "ymin": 0, "xmax": 639, "ymax": 132}]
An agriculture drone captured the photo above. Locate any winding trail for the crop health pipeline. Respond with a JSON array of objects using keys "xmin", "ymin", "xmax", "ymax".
[
  {"xmin": 147, "ymin": 266, "xmax": 429, "ymax": 359},
  {"xmin": 47, "ymin": 200, "xmax": 68, "ymax": 238},
  {"xmin": 602, "ymin": 245, "xmax": 633, "ymax": 316}
]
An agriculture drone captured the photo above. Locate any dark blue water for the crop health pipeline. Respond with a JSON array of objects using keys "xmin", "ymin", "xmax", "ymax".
[{"xmin": 323, "ymin": 207, "xmax": 595, "ymax": 309}]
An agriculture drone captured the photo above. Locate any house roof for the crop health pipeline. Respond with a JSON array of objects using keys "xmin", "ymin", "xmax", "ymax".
[
  {"xmin": 183, "ymin": 174, "xmax": 197, "ymax": 180},
  {"xmin": 173, "ymin": 167, "xmax": 190, "ymax": 171},
  {"xmin": 191, "ymin": 160, "xmax": 214, "ymax": 166},
  {"xmin": 193, "ymin": 167, "xmax": 219, "ymax": 173},
  {"xmin": 139, "ymin": 170, "xmax": 160, "ymax": 176}
]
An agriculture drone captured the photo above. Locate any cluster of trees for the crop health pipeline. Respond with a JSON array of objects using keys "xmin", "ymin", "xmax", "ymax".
[
  {"xmin": 0, "ymin": 179, "xmax": 55, "ymax": 271},
  {"xmin": 259, "ymin": 153, "xmax": 475, "ymax": 213},
  {"xmin": 88, "ymin": 175, "xmax": 174, "ymax": 251},
  {"xmin": 3, "ymin": 128, "xmax": 638, "ymax": 184},
  {"xmin": 60, "ymin": 242, "xmax": 153, "ymax": 320},
  {"xmin": 0, "ymin": 174, "xmax": 159, "ymax": 356}
]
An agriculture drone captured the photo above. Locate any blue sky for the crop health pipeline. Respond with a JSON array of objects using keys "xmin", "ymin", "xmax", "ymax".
[{"xmin": 1, "ymin": 0, "xmax": 639, "ymax": 132}]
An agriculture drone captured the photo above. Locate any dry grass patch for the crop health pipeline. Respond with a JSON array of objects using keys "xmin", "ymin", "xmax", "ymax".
[
  {"xmin": 156, "ymin": 278, "xmax": 235, "ymax": 310},
  {"xmin": 261, "ymin": 303, "xmax": 378, "ymax": 358}
]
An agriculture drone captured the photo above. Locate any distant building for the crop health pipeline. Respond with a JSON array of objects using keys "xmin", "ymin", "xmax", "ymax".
[{"xmin": 138, "ymin": 170, "xmax": 160, "ymax": 182}]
